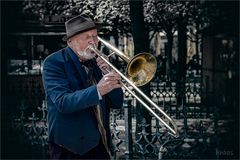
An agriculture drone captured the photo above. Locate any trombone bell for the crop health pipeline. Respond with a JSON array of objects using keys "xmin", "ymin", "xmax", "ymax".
[
  {"xmin": 127, "ymin": 53, "xmax": 157, "ymax": 86},
  {"xmin": 98, "ymin": 36, "xmax": 157, "ymax": 86}
]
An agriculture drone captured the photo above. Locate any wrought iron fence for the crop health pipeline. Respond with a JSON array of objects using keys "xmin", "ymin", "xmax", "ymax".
[{"xmin": 7, "ymin": 68, "xmax": 236, "ymax": 159}]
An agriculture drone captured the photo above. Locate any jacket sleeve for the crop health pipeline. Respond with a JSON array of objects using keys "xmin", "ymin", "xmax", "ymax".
[
  {"xmin": 42, "ymin": 55, "xmax": 99, "ymax": 114},
  {"xmin": 107, "ymin": 88, "xmax": 124, "ymax": 109},
  {"xmin": 93, "ymin": 61, "xmax": 124, "ymax": 110}
]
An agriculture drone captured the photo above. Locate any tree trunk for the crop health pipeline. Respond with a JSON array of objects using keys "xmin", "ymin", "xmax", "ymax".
[
  {"xmin": 129, "ymin": 0, "xmax": 152, "ymax": 139},
  {"xmin": 129, "ymin": 1, "xmax": 149, "ymax": 54},
  {"xmin": 195, "ymin": 22, "xmax": 200, "ymax": 74},
  {"xmin": 166, "ymin": 32, "xmax": 173, "ymax": 79},
  {"xmin": 176, "ymin": 19, "xmax": 187, "ymax": 115}
]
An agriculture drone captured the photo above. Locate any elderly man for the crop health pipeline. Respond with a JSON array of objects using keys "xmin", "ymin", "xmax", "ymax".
[{"xmin": 42, "ymin": 14, "xmax": 123, "ymax": 159}]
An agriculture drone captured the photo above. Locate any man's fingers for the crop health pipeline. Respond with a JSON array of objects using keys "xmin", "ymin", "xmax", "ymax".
[
  {"xmin": 104, "ymin": 72, "xmax": 121, "ymax": 80},
  {"xmin": 96, "ymin": 56, "xmax": 109, "ymax": 66},
  {"xmin": 97, "ymin": 71, "xmax": 122, "ymax": 96}
]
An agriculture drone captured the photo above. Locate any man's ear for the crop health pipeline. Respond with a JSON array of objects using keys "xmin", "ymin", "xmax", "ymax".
[{"xmin": 67, "ymin": 38, "xmax": 72, "ymax": 46}]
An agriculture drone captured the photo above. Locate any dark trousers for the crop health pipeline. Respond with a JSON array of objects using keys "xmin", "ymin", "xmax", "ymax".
[{"xmin": 49, "ymin": 139, "xmax": 110, "ymax": 159}]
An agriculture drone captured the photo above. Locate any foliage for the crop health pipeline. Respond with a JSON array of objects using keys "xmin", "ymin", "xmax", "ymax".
[
  {"xmin": 95, "ymin": 0, "xmax": 130, "ymax": 34},
  {"xmin": 21, "ymin": 0, "xmax": 237, "ymax": 39},
  {"xmin": 144, "ymin": 0, "xmax": 205, "ymax": 36},
  {"xmin": 22, "ymin": 0, "xmax": 131, "ymax": 34}
]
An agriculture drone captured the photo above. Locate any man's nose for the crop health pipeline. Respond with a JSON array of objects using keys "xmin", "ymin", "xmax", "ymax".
[{"xmin": 88, "ymin": 38, "xmax": 98, "ymax": 45}]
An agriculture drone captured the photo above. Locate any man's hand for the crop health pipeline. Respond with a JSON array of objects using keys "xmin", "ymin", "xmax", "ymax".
[
  {"xmin": 97, "ymin": 72, "xmax": 122, "ymax": 96},
  {"xmin": 96, "ymin": 55, "xmax": 110, "ymax": 75}
]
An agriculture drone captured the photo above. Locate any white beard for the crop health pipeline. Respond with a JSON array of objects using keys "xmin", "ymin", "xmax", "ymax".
[{"xmin": 76, "ymin": 49, "xmax": 95, "ymax": 60}]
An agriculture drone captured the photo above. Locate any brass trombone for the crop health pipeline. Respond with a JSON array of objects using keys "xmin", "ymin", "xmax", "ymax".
[{"xmin": 88, "ymin": 37, "xmax": 179, "ymax": 137}]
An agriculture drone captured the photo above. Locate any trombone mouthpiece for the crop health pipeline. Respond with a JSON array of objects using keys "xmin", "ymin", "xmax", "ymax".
[{"xmin": 87, "ymin": 44, "xmax": 97, "ymax": 50}]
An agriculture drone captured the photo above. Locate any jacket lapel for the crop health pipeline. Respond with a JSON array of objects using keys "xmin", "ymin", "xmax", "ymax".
[
  {"xmin": 63, "ymin": 47, "xmax": 108, "ymax": 124},
  {"xmin": 63, "ymin": 47, "xmax": 89, "ymax": 88}
]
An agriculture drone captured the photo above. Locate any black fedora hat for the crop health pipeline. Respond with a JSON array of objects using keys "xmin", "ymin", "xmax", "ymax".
[{"xmin": 63, "ymin": 14, "xmax": 97, "ymax": 41}]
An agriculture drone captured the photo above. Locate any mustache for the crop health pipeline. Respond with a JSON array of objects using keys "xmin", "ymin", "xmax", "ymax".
[{"xmin": 77, "ymin": 50, "xmax": 95, "ymax": 60}]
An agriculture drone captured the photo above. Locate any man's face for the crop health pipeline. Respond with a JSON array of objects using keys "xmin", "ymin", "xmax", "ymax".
[{"xmin": 71, "ymin": 29, "xmax": 98, "ymax": 61}]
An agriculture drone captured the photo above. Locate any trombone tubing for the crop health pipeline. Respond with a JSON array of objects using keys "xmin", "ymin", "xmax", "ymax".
[
  {"xmin": 90, "ymin": 46, "xmax": 178, "ymax": 137},
  {"xmin": 98, "ymin": 37, "xmax": 130, "ymax": 62}
]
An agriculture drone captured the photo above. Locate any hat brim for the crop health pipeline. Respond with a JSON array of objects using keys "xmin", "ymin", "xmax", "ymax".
[{"xmin": 62, "ymin": 24, "xmax": 102, "ymax": 42}]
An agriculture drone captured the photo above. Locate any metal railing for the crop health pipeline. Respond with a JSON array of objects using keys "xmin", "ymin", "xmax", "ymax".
[{"xmin": 7, "ymin": 68, "xmax": 236, "ymax": 159}]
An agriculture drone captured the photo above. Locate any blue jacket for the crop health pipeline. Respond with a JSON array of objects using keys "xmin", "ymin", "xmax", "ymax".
[{"xmin": 42, "ymin": 47, "xmax": 124, "ymax": 155}]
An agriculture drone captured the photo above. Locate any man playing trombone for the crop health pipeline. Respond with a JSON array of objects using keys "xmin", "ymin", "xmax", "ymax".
[{"xmin": 42, "ymin": 14, "xmax": 123, "ymax": 159}]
